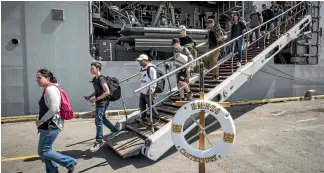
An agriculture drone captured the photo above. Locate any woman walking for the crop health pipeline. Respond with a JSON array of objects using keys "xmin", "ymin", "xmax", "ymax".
[{"xmin": 36, "ymin": 69, "xmax": 77, "ymax": 173}]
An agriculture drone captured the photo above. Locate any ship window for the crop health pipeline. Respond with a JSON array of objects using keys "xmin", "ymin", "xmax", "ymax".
[{"xmin": 10, "ymin": 38, "xmax": 20, "ymax": 46}]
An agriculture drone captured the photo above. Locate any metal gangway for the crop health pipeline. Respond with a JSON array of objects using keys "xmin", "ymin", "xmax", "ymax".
[{"xmin": 103, "ymin": 2, "xmax": 312, "ymax": 161}]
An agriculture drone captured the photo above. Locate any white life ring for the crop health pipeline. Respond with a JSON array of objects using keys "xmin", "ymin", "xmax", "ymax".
[{"xmin": 171, "ymin": 100, "xmax": 236, "ymax": 163}]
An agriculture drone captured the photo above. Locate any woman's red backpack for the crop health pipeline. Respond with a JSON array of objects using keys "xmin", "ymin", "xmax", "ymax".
[{"xmin": 42, "ymin": 84, "xmax": 74, "ymax": 120}]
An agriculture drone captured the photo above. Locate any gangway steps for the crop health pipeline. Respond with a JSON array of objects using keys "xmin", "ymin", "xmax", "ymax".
[
  {"xmin": 104, "ymin": 130, "xmax": 145, "ymax": 158},
  {"xmin": 105, "ymin": 17, "xmax": 305, "ymax": 159}
]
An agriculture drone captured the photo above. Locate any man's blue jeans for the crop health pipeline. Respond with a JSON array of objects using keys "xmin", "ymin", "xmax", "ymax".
[
  {"xmin": 38, "ymin": 129, "xmax": 77, "ymax": 173},
  {"xmin": 234, "ymin": 38, "xmax": 243, "ymax": 62},
  {"xmin": 95, "ymin": 106, "xmax": 118, "ymax": 140}
]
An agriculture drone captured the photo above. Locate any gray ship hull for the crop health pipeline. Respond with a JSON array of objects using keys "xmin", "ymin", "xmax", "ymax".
[{"xmin": 1, "ymin": 1, "xmax": 324, "ymax": 117}]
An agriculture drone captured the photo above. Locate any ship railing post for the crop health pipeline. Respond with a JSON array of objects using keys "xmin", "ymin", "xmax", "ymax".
[
  {"xmin": 245, "ymin": 32, "xmax": 249, "ymax": 63},
  {"xmin": 164, "ymin": 62, "xmax": 172, "ymax": 93},
  {"xmin": 231, "ymin": 41, "xmax": 235, "ymax": 73},
  {"xmin": 198, "ymin": 60, "xmax": 205, "ymax": 173},
  {"xmin": 264, "ymin": 24, "xmax": 267, "ymax": 50},
  {"xmin": 148, "ymin": 85, "xmax": 154, "ymax": 133},
  {"xmin": 120, "ymin": 90, "xmax": 128, "ymax": 122},
  {"xmin": 109, "ymin": 43, "xmax": 112, "ymax": 61},
  {"xmin": 98, "ymin": 1, "xmax": 100, "ymax": 14}
]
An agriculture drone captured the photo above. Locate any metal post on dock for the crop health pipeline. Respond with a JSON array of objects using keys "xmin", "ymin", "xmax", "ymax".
[
  {"xmin": 148, "ymin": 85, "xmax": 154, "ymax": 133},
  {"xmin": 198, "ymin": 61, "xmax": 205, "ymax": 173},
  {"xmin": 242, "ymin": 1, "xmax": 244, "ymax": 20}
]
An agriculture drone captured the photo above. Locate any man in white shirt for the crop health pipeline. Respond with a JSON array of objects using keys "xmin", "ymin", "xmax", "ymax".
[{"xmin": 137, "ymin": 54, "xmax": 160, "ymax": 127}]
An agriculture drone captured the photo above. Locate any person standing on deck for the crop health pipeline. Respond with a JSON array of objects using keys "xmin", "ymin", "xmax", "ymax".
[
  {"xmin": 261, "ymin": 4, "xmax": 274, "ymax": 44},
  {"xmin": 137, "ymin": 54, "xmax": 160, "ymax": 127},
  {"xmin": 172, "ymin": 38, "xmax": 194, "ymax": 101},
  {"xmin": 249, "ymin": 5, "xmax": 263, "ymax": 49},
  {"xmin": 230, "ymin": 11, "xmax": 247, "ymax": 67},
  {"xmin": 85, "ymin": 62, "xmax": 121, "ymax": 152},
  {"xmin": 205, "ymin": 18, "xmax": 227, "ymax": 80}
]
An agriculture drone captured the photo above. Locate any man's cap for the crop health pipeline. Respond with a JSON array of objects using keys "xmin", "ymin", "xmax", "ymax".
[
  {"xmin": 179, "ymin": 25, "xmax": 186, "ymax": 31},
  {"xmin": 137, "ymin": 54, "xmax": 149, "ymax": 61},
  {"xmin": 206, "ymin": 19, "xmax": 214, "ymax": 24},
  {"xmin": 171, "ymin": 38, "xmax": 180, "ymax": 45},
  {"xmin": 252, "ymin": 5, "xmax": 257, "ymax": 8},
  {"xmin": 262, "ymin": 4, "xmax": 267, "ymax": 8}
]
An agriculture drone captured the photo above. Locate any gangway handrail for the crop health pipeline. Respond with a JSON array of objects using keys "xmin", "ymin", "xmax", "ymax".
[
  {"xmin": 118, "ymin": 42, "xmax": 207, "ymax": 84},
  {"xmin": 134, "ymin": 1, "xmax": 306, "ymax": 94}
]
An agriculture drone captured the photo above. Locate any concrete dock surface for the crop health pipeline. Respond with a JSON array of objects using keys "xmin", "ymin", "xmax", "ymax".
[{"xmin": 2, "ymin": 99, "xmax": 324, "ymax": 173}]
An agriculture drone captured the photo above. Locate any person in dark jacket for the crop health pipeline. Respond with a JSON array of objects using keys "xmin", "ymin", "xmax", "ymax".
[
  {"xmin": 273, "ymin": 5, "xmax": 283, "ymax": 37},
  {"xmin": 36, "ymin": 69, "xmax": 77, "ymax": 173},
  {"xmin": 283, "ymin": 1, "xmax": 294, "ymax": 25},
  {"xmin": 205, "ymin": 19, "xmax": 227, "ymax": 80},
  {"xmin": 261, "ymin": 4, "xmax": 274, "ymax": 44},
  {"xmin": 85, "ymin": 62, "xmax": 120, "ymax": 152},
  {"xmin": 249, "ymin": 5, "xmax": 263, "ymax": 48},
  {"xmin": 178, "ymin": 25, "xmax": 198, "ymax": 73},
  {"xmin": 230, "ymin": 11, "xmax": 247, "ymax": 67}
]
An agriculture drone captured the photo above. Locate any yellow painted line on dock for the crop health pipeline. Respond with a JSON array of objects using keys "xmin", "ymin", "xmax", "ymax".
[
  {"xmin": 1, "ymin": 155, "xmax": 39, "ymax": 162},
  {"xmin": 296, "ymin": 118, "xmax": 317, "ymax": 123},
  {"xmin": 1, "ymin": 109, "xmax": 138, "ymax": 123},
  {"xmin": 2, "ymin": 95, "xmax": 324, "ymax": 123}
]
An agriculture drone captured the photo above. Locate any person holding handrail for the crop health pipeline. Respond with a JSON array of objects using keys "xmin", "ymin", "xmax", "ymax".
[
  {"xmin": 205, "ymin": 18, "xmax": 227, "ymax": 80},
  {"xmin": 283, "ymin": 2, "xmax": 294, "ymax": 25},
  {"xmin": 261, "ymin": 4, "xmax": 274, "ymax": 44},
  {"xmin": 230, "ymin": 11, "xmax": 247, "ymax": 67},
  {"xmin": 137, "ymin": 54, "xmax": 160, "ymax": 127},
  {"xmin": 171, "ymin": 38, "xmax": 194, "ymax": 101},
  {"xmin": 273, "ymin": 5, "xmax": 283, "ymax": 38},
  {"xmin": 249, "ymin": 5, "xmax": 263, "ymax": 49},
  {"xmin": 178, "ymin": 25, "xmax": 198, "ymax": 73}
]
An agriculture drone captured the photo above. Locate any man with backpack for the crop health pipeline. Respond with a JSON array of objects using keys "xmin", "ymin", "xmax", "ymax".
[
  {"xmin": 178, "ymin": 25, "xmax": 199, "ymax": 74},
  {"xmin": 230, "ymin": 11, "xmax": 247, "ymax": 67},
  {"xmin": 249, "ymin": 5, "xmax": 263, "ymax": 48},
  {"xmin": 137, "ymin": 54, "xmax": 160, "ymax": 127},
  {"xmin": 85, "ymin": 62, "xmax": 120, "ymax": 152},
  {"xmin": 205, "ymin": 18, "xmax": 227, "ymax": 79},
  {"xmin": 172, "ymin": 38, "xmax": 194, "ymax": 101}
]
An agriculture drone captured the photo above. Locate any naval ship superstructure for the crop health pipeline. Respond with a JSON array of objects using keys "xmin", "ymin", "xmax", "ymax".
[{"xmin": 1, "ymin": 1, "xmax": 324, "ymax": 160}]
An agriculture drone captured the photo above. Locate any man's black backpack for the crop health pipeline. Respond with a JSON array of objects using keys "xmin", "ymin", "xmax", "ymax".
[
  {"xmin": 146, "ymin": 66, "xmax": 165, "ymax": 93},
  {"xmin": 105, "ymin": 76, "xmax": 121, "ymax": 101},
  {"xmin": 91, "ymin": 76, "xmax": 121, "ymax": 102}
]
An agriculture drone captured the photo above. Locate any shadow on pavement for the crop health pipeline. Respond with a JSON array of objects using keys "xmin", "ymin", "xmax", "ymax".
[{"xmin": 23, "ymin": 104, "xmax": 259, "ymax": 172}]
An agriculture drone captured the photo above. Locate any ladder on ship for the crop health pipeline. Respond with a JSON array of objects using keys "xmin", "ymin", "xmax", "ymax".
[{"xmin": 104, "ymin": 2, "xmax": 312, "ymax": 161}]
